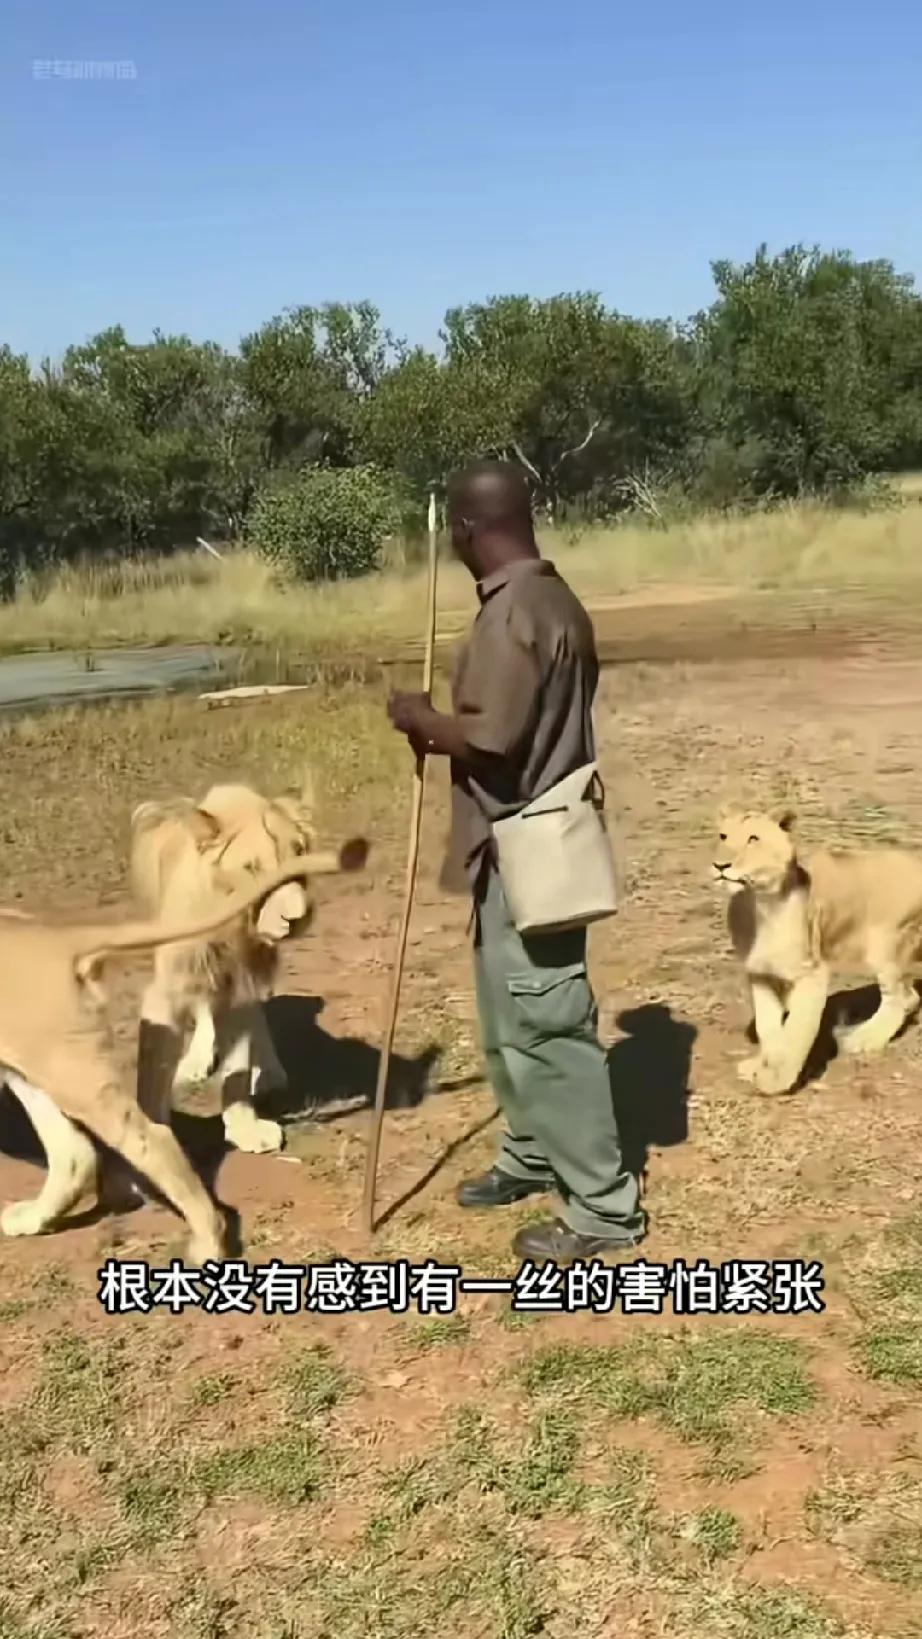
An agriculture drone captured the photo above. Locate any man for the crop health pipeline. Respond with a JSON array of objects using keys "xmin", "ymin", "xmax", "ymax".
[{"xmin": 387, "ymin": 459, "xmax": 646, "ymax": 1263}]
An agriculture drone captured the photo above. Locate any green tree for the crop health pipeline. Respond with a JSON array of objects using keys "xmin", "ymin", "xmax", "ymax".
[
  {"xmin": 363, "ymin": 346, "xmax": 516, "ymax": 488},
  {"xmin": 240, "ymin": 301, "xmax": 399, "ymax": 471},
  {"xmin": 440, "ymin": 294, "xmax": 694, "ymax": 515},
  {"xmin": 249, "ymin": 463, "xmax": 404, "ymax": 582},
  {"xmin": 694, "ymin": 244, "xmax": 922, "ymax": 496}
]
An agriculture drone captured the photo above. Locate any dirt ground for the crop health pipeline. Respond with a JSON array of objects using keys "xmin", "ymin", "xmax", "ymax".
[{"xmin": 1, "ymin": 594, "xmax": 921, "ymax": 1639}]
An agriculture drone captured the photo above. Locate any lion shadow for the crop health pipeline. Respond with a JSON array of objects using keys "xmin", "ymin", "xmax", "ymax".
[
  {"xmin": 0, "ymin": 1000, "xmax": 692, "ymax": 1236},
  {"xmin": 607, "ymin": 1003, "xmax": 695, "ymax": 1179},
  {"xmin": 257, "ymin": 993, "xmax": 439, "ymax": 1123}
]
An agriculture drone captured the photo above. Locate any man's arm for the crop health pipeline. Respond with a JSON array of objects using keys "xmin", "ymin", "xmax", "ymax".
[
  {"xmin": 387, "ymin": 696, "xmax": 479, "ymax": 762},
  {"xmin": 388, "ymin": 604, "xmax": 541, "ymax": 766}
]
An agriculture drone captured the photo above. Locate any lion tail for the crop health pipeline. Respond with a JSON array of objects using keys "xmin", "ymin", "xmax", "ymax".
[{"xmin": 72, "ymin": 837, "xmax": 368, "ymax": 981}]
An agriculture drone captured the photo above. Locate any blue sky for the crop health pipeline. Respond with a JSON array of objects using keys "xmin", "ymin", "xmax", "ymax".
[{"xmin": 3, "ymin": 0, "xmax": 921, "ymax": 362}]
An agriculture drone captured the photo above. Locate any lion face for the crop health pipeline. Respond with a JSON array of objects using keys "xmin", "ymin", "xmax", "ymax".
[
  {"xmin": 712, "ymin": 805, "xmax": 797, "ymax": 895},
  {"xmin": 197, "ymin": 785, "xmax": 317, "ymax": 944}
]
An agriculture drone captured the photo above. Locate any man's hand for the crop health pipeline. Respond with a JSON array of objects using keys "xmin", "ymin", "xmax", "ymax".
[
  {"xmin": 387, "ymin": 691, "xmax": 481, "ymax": 764},
  {"xmin": 387, "ymin": 691, "xmax": 432, "ymax": 739}
]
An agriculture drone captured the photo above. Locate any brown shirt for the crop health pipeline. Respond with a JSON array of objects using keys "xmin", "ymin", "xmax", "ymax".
[{"xmin": 441, "ymin": 556, "xmax": 600, "ymax": 893}]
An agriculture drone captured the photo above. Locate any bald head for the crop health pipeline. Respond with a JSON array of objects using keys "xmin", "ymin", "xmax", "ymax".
[{"xmin": 447, "ymin": 459, "xmax": 539, "ymax": 578}]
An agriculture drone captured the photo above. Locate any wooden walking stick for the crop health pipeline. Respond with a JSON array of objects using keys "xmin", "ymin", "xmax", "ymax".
[{"xmin": 362, "ymin": 487, "xmax": 439, "ymax": 1233}]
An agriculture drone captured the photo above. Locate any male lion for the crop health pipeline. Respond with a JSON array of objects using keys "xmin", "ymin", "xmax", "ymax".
[
  {"xmin": 0, "ymin": 844, "xmax": 366, "ymax": 1263},
  {"xmin": 713, "ymin": 804, "xmax": 922, "ymax": 1095},
  {"xmin": 126, "ymin": 777, "xmax": 338, "ymax": 1157}
]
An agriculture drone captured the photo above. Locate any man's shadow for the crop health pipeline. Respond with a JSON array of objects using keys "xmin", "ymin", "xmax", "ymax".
[{"xmin": 607, "ymin": 1004, "xmax": 695, "ymax": 1179}]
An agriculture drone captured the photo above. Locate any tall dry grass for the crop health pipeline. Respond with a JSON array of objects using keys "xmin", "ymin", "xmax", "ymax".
[{"xmin": 2, "ymin": 498, "xmax": 920, "ymax": 657}]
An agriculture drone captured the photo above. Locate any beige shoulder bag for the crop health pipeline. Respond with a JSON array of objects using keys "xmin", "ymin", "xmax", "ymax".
[{"xmin": 490, "ymin": 762, "xmax": 620, "ymax": 935}]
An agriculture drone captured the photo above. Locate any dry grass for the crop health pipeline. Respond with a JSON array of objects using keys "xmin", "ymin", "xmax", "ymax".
[{"xmin": 4, "ymin": 496, "xmax": 922, "ymax": 657}]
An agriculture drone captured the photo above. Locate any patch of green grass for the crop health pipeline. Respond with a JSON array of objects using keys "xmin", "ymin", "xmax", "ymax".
[
  {"xmin": 37, "ymin": 1266, "xmax": 75, "ymax": 1302},
  {"xmin": 67, "ymin": 1540, "xmax": 123, "ymax": 1588},
  {"xmin": 877, "ymin": 1266, "xmax": 922, "ymax": 1304},
  {"xmin": 687, "ymin": 1583, "xmax": 847, "ymax": 1638},
  {"xmin": 167, "ymin": 1578, "xmax": 240, "ymax": 1639},
  {"xmin": 867, "ymin": 1525, "xmax": 922, "ymax": 1589},
  {"xmin": 118, "ymin": 1467, "xmax": 185, "ymax": 1547},
  {"xmin": 285, "ymin": 1343, "xmax": 357, "ymax": 1417},
  {"xmin": 411, "ymin": 1314, "xmax": 471, "ymax": 1350},
  {"xmin": 0, "ymin": 1264, "xmax": 79, "ymax": 1322},
  {"xmin": 695, "ymin": 1449, "xmax": 761, "ymax": 1485},
  {"xmin": 681, "ymin": 1506, "xmax": 742, "ymax": 1566},
  {"xmin": 372, "ymin": 1403, "xmax": 584, "ymax": 1534},
  {"xmin": 0, "ymin": 1605, "xmax": 78, "ymax": 1639},
  {"xmin": 584, "ymin": 1448, "xmax": 661, "ymax": 1566},
  {"xmin": 807, "ymin": 1469, "xmax": 922, "ymax": 1590},
  {"xmin": 519, "ymin": 1331, "xmax": 815, "ymax": 1448},
  {"xmin": 0, "ymin": 1300, "xmax": 32, "ymax": 1321},
  {"xmin": 30, "ymin": 1332, "xmax": 125, "ymax": 1452},
  {"xmin": 307, "ymin": 1521, "xmax": 552, "ymax": 1639},
  {"xmin": 498, "ymin": 1307, "xmax": 540, "ymax": 1331},
  {"xmin": 857, "ymin": 1327, "xmax": 922, "ymax": 1387},
  {"xmin": 373, "ymin": 1402, "xmax": 659, "ymax": 1548},
  {"xmin": 502, "ymin": 1411, "xmax": 584, "ymax": 1518},
  {"xmin": 194, "ymin": 1432, "xmax": 325, "ymax": 1506},
  {"xmin": 189, "ymin": 1372, "xmax": 237, "ymax": 1409}
]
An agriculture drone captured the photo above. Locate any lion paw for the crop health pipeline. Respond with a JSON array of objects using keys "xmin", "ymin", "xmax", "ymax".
[
  {"xmin": 1, "ymin": 1200, "xmax": 50, "ymax": 1238},
  {"xmin": 187, "ymin": 1228, "xmax": 227, "ymax": 1267},
  {"xmin": 736, "ymin": 1054, "xmax": 765, "ymax": 1086},
  {"xmin": 223, "ymin": 1104, "xmax": 284, "ymax": 1155},
  {"xmin": 756, "ymin": 1060, "xmax": 797, "ymax": 1095},
  {"xmin": 840, "ymin": 1022, "xmax": 891, "ymax": 1057}
]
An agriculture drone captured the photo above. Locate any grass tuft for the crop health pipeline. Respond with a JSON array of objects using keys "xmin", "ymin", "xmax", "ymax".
[{"xmin": 519, "ymin": 1332, "xmax": 816, "ymax": 1447}]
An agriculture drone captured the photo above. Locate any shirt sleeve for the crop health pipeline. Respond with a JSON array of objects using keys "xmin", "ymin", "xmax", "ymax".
[{"xmin": 454, "ymin": 601, "xmax": 540, "ymax": 758}]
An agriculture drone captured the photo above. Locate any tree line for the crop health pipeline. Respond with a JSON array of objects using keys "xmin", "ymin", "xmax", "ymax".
[{"xmin": 2, "ymin": 243, "xmax": 922, "ymax": 589}]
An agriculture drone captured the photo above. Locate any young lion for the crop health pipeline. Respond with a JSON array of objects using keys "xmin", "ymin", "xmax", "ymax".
[
  {"xmin": 126, "ymin": 777, "xmax": 339, "ymax": 1157},
  {"xmin": 0, "ymin": 846, "xmax": 366, "ymax": 1263},
  {"xmin": 713, "ymin": 804, "xmax": 922, "ymax": 1095}
]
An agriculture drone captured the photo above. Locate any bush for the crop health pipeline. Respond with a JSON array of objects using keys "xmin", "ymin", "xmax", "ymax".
[{"xmin": 249, "ymin": 463, "xmax": 404, "ymax": 582}]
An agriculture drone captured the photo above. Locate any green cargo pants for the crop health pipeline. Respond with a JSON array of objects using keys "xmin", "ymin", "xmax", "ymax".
[{"xmin": 472, "ymin": 863, "xmax": 645, "ymax": 1244}]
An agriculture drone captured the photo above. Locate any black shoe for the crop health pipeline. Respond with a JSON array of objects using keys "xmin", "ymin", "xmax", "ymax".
[
  {"xmin": 512, "ymin": 1216, "xmax": 644, "ymax": 1265},
  {"xmin": 456, "ymin": 1168, "xmax": 551, "ymax": 1209}
]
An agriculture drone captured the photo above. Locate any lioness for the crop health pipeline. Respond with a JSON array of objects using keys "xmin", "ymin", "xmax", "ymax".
[
  {"xmin": 713, "ymin": 804, "xmax": 922, "ymax": 1095},
  {"xmin": 127, "ymin": 777, "xmax": 337, "ymax": 1156},
  {"xmin": 0, "ymin": 843, "xmax": 366, "ymax": 1263}
]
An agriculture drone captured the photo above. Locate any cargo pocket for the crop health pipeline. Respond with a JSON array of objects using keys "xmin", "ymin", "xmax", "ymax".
[{"xmin": 506, "ymin": 962, "xmax": 593, "ymax": 1045}]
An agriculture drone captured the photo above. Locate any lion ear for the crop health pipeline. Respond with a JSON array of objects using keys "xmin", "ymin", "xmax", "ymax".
[
  {"xmin": 774, "ymin": 808, "xmax": 796, "ymax": 833},
  {"xmin": 190, "ymin": 807, "xmax": 223, "ymax": 851},
  {"xmin": 273, "ymin": 795, "xmax": 317, "ymax": 847}
]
